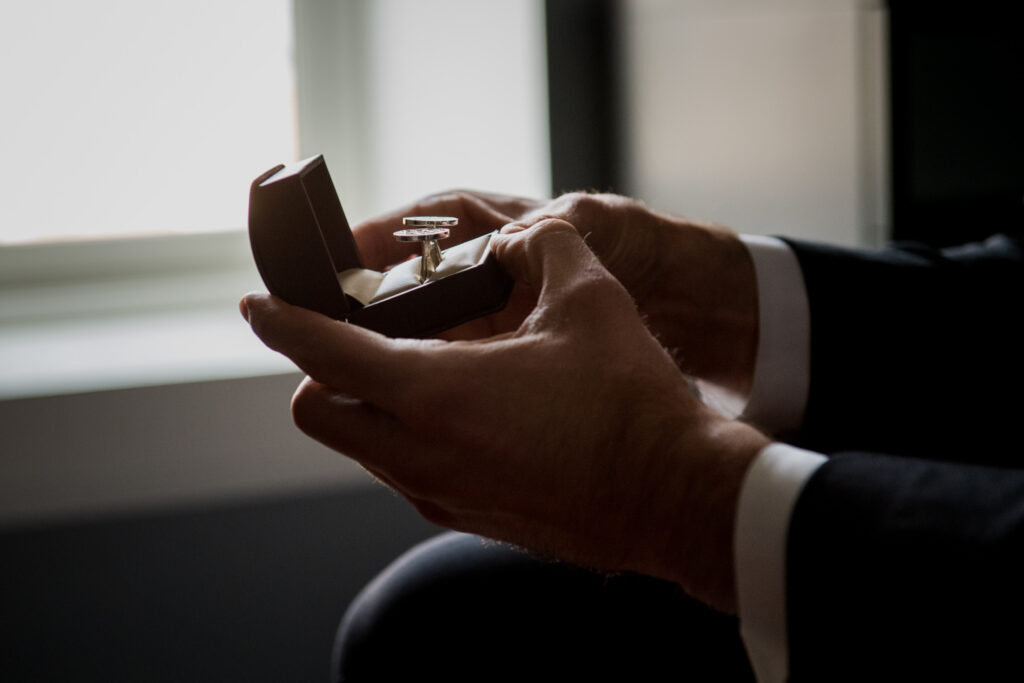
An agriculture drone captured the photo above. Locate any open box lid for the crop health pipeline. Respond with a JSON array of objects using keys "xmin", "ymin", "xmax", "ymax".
[
  {"xmin": 248, "ymin": 155, "xmax": 360, "ymax": 320},
  {"xmin": 248, "ymin": 155, "xmax": 513, "ymax": 338}
]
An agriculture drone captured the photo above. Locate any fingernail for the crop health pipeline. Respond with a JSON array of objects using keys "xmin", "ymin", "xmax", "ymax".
[{"xmin": 239, "ymin": 297, "xmax": 251, "ymax": 322}]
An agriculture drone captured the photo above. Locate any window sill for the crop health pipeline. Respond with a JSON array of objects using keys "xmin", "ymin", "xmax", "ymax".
[
  {"xmin": 0, "ymin": 303, "xmax": 293, "ymax": 401},
  {"xmin": 0, "ymin": 258, "xmax": 370, "ymax": 527},
  {"xmin": 0, "ymin": 230, "xmax": 294, "ymax": 400}
]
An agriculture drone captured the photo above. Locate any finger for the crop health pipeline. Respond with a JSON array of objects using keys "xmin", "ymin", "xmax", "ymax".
[
  {"xmin": 490, "ymin": 218, "xmax": 607, "ymax": 302},
  {"xmin": 290, "ymin": 378, "xmax": 410, "ymax": 459},
  {"xmin": 290, "ymin": 378, "xmax": 422, "ymax": 475},
  {"xmin": 435, "ymin": 282, "xmax": 538, "ymax": 341},
  {"xmin": 291, "ymin": 379, "xmax": 462, "ymax": 501},
  {"xmin": 353, "ymin": 191, "xmax": 533, "ymax": 270},
  {"xmin": 463, "ymin": 190, "xmax": 546, "ymax": 219},
  {"xmin": 440, "ymin": 327, "xmax": 520, "ymax": 343},
  {"xmin": 242, "ymin": 293, "xmax": 435, "ymax": 408},
  {"xmin": 491, "ymin": 219, "xmax": 640, "ymax": 336}
]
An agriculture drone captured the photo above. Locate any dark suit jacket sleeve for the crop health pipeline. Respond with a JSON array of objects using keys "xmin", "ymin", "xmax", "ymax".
[
  {"xmin": 777, "ymin": 234, "xmax": 1024, "ymax": 680},
  {"xmin": 786, "ymin": 453, "xmax": 1024, "ymax": 681},
  {"xmin": 780, "ymin": 233, "xmax": 1024, "ymax": 462}
]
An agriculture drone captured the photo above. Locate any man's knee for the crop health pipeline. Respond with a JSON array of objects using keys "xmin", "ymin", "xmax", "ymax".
[
  {"xmin": 332, "ymin": 531, "xmax": 754, "ymax": 681},
  {"xmin": 332, "ymin": 532, "xmax": 549, "ymax": 680}
]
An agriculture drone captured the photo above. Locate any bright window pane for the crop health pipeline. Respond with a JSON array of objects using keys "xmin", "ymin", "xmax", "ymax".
[
  {"xmin": 364, "ymin": 0, "xmax": 550, "ymax": 214},
  {"xmin": 0, "ymin": 1, "xmax": 295, "ymax": 244}
]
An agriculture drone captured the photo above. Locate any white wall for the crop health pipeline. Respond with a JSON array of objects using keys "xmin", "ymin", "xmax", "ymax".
[
  {"xmin": 624, "ymin": 0, "xmax": 888, "ymax": 246},
  {"xmin": 297, "ymin": 0, "xmax": 551, "ymax": 225},
  {"xmin": 0, "ymin": 374, "xmax": 368, "ymax": 527},
  {"xmin": 364, "ymin": 0, "xmax": 551, "ymax": 214}
]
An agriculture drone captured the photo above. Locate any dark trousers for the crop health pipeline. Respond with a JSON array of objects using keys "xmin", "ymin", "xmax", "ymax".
[{"xmin": 333, "ymin": 532, "xmax": 755, "ymax": 681}]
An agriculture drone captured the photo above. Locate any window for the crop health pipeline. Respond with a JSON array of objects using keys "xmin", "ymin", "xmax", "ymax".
[
  {"xmin": 0, "ymin": 0, "xmax": 296, "ymax": 244},
  {"xmin": 0, "ymin": 0, "xmax": 550, "ymax": 398}
]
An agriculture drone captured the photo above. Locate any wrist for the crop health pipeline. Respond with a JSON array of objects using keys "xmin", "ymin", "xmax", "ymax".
[
  {"xmin": 654, "ymin": 410, "xmax": 770, "ymax": 613},
  {"xmin": 642, "ymin": 219, "xmax": 759, "ymax": 398}
]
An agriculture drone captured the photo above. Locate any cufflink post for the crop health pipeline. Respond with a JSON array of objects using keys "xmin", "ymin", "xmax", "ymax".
[{"xmin": 395, "ymin": 216, "xmax": 456, "ymax": 283}]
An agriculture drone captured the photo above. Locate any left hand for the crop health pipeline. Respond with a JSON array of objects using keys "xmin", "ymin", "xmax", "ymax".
[
  {"xmin": 241, "ymin": 219, "xmax": 768, "ymax": 613},
  {"xmin": 351, "ymin": 190, "xmax": 760, "ymax": 397}
]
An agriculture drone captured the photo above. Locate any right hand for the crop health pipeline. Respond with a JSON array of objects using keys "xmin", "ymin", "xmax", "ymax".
[
  {"xmin": 353, "ymin": 190, "xmax": 760, "ymax": 397},
  {"xmin": 243, "ymin": 218, "xmax": 770, "ymax": 614}
]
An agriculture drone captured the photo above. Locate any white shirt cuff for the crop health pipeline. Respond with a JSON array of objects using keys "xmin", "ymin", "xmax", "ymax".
[
  {"xmin": 738, "ymin": 235, "xmax": 811, "ymax": 436},
  {"xmin": 735, "ymin": 443, "xmax": 826, "ymax": 683},
  {"xmin": 733, "ymin": 235, "xmax": 819, "ymax": 682}
]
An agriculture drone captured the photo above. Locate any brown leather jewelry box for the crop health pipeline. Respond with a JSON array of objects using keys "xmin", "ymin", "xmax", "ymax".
[{"xmin": 248, "ymin": 155, "xmax": 512, "ymax": 338}]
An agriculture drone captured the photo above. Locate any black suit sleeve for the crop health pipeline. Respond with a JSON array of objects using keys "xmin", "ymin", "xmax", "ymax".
[
  {"xmin": 779, "ymin": 233, "xmax": 1024, "ymax": 679},
  {"xmin": 786, "ymin": 452, "xmax": 1024, "ymax": 681},
  {"xmin": 780, "ymin": 233, "xmax": 1024, "ymax": 463}
]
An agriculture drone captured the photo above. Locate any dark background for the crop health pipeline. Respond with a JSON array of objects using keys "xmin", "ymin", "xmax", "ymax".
[
  {"xmin": 1, "ymin": 483, "xmax": 438, "ymax": 682},
  {"xmin": 888, "ymin": 0, "xmax": 1024, "ymax": 245}
]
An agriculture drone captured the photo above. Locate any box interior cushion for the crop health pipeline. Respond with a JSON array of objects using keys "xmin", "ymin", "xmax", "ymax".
[{"xmin": 337, "ymin": 231, "xmax": 496, "ymax": 306}]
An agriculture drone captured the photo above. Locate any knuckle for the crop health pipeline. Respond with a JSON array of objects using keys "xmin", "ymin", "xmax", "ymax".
[
  {"xmin": 578, "ymin": 270, "xmax": 625, "ymax": 302},
  {"xmin": 424, "ymin": 188, "xmax": 463, "ymax": 203},
  {"xmin": 564, "ymin": 270, "xmax": 639, "ymax": 322},
  {"xmin": 289, "ymin": 381, "xmax": 324, "ymax": 434},
  {"xmin": 530, "ymin": 216, "xmax": 577, "ymax": 238},
  {"xmin": 555, "ymin": 191, "xmax": 594, "ymax": 218}
]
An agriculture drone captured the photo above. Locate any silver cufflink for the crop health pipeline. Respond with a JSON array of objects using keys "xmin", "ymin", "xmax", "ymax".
[{"xmin": 394, "ymin": 216, "xmax": 456, "ymax": 283}]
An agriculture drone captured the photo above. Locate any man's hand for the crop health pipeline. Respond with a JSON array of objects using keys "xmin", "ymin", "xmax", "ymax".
[
  {"xmin": 354, "ymin": 190, "xmax": 760, "ymax": 398},
  {"xmin": 242, "ymin": 219, "xmax": 769, "ymax": 613}
]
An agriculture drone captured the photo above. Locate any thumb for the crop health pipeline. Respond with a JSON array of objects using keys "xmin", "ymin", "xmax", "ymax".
[
  {"xmin": 490, "ymin": 218, "xmax": 635, "ymax": 330},
  {"xmin": 490, "ymin": 218, "xmax": 604, "ymax": 295}
]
